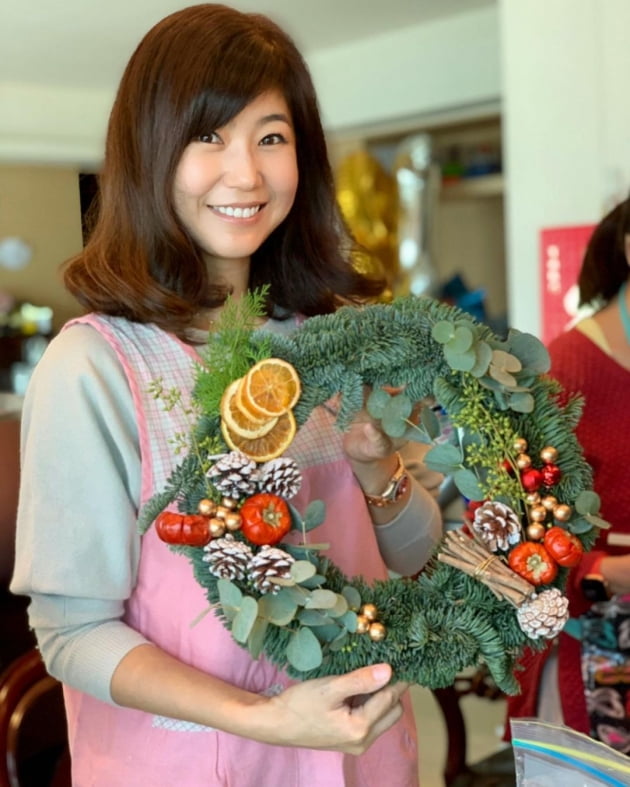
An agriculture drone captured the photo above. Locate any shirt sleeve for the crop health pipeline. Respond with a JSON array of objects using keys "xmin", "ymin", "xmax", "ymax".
[
  {"xmin": 372, "ymin": 442, "xmax": 444, "ymax": 576},
  {"xmin": 10, "ymin": 323, "xmax": 149, "ymax": 703}
]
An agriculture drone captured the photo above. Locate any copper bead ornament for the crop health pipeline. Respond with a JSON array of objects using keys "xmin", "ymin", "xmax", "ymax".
[
  {"xmin": 224, "ymin": 512, "xmax": 242, "ymax": 532},
  {"xmin": 356, "ymin": 615, "xmax": 371, "ymax": 634},
  {"xmin": 516, "ymin": 454, "xmax": 532, "ymax": 470},
  {"xmin": 368, "ymin": 622, "xmax": 387, "ymax": 642},
  {"xmin": 360, "ymin": 603, "xmax": 378, "ymax": 622},
  {"xmin": 553, "ymin": 504, "xmax": 572, "ymax": 522},
  {"xmin": 198, "ymin": 498, "xmax": 216, "ymax": 517},
  {"xmin": 541, "ymin": 495, "xmax": 558, "ymax": 511},
  {"xmin": 540, "ymin": 446, "xmax": 559, "ymax": 464},
  {"xmin": 513, "ymin": 437, "xmax": 528, "ymax": 454},
  {"xmin": 526, "ymin": 492, "xmax": 541, "ymax": 506},
  {"xmin": 209, "ymin": 518, "xmax": 226, "ymax": 538},
  {"xmin": 529, "ymin": 504, "xmax": 547, "ymax": 523},
  {"xmin": 526, "ymin": 523, "xmax": 546, "ymax": 541}
]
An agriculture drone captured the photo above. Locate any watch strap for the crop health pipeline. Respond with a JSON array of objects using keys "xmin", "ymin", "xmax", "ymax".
[{"xmin": 363, "ymin": 453, "xmax": 409, "ymax": 508}]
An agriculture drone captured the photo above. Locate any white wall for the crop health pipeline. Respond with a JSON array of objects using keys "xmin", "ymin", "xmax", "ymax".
[
  {"xmin": 0, "ymin": 6, "xmax": 501, "ymax": 170},
  {"xmin": 499, "ymin": 0, "xmax": 630, "ymax": 337}
]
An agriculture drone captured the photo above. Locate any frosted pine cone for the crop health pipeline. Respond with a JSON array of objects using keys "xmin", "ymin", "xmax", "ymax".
[
  {"xmin": 516, "ymin": 587, "xmax": 569, "ymax": 639},
  {"xmin": 258, "ymin": 457, "xmax": 302, "ymax": 499},
  {"xmin": 472, "ymin": 500, "xmax": 522, "ymax": 552},
  {"xmin": 207, "ymin": 451, "xmax": 259, "ymax": 499},
  {"xmin": 247, "ymin": 545, "xmax": 295, "ymax": 594},
  {"xmin": 202, "ymin": 534, "xmax": 253, "ymax": 581}
]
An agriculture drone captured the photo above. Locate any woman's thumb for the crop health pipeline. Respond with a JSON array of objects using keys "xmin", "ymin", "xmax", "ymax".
[{"xmin": 330, "ymin": 663, "xmax": 392, "ymax": 702}]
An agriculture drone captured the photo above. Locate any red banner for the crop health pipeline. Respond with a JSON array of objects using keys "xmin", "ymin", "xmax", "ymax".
[{"xmin": 540, "ymin": 224, "xmax": 595, "ymax": 346}]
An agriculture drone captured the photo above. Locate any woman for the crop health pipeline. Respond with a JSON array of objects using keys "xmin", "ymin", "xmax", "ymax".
[
  {"xmin": 10, "ymin": 5, "xmax": 441, "ymax": 785},
  {"xmin": 507, "ymin": 196, "xmax": 630, "ymax": 738}
]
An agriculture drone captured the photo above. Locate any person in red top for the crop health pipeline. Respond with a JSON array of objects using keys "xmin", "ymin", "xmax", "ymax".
[{"xmin": 506, "ymin": 195, "xmax": 630, "ymax": 736}]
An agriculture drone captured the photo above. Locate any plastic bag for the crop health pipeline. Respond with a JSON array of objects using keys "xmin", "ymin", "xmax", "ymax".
[{"xmin": 511, "ymin": 718, "xmax": 630, "ymax": 786}]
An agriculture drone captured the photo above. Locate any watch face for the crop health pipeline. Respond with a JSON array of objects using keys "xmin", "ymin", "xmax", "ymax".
[{"xmin": 581, "ymin": 577, "xmax": 610, "ymax": 602}]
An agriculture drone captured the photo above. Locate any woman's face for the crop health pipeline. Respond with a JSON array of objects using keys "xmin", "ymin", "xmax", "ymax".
[{"xmin": 173, "ymin": 90, "xmax": 298, "ymax": 275}]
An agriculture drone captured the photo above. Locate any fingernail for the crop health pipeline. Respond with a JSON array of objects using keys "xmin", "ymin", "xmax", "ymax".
[{"xmin": 371, "ymin": 664, "xmax": 391, "ymax": 682}]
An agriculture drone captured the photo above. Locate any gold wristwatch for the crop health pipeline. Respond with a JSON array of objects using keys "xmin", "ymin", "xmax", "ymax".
[{"xmin": 363, "ymin": 452, "xmax": 409, "ymax": 508}]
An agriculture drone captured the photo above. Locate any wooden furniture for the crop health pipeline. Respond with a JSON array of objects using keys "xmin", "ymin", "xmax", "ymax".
[{"xmin": 0, "ymin": 649, "xmax": 70, "ymax": 787}]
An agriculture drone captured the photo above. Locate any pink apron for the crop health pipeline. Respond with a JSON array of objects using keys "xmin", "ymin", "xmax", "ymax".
[{"xmin": 62, "ymin": 314, "xmax": 419, "ymax": 786}]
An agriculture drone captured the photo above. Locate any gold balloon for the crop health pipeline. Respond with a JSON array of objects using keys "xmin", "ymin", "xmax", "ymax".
[{"xmin": 336, "ymin": 150, "xmax": 398, "ymax": 295}]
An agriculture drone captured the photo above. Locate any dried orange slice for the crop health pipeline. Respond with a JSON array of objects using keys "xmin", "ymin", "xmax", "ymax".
[
  {"xmin": 240, "ymin": 358, "xmax": 301, "ymax": 419},
  {"xmin": 220, "ymin": 379, "xmax": 278, "ymax": 439},
  {"xmin": 221, "ymin": 410, "xmax": 297, "ymax": 462}
]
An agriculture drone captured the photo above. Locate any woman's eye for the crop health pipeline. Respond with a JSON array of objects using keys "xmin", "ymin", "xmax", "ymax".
[
  {"xmin": 260, "ymin": 133, "xmax": 287, "ymax": 146},
  {"xmin": 197, "ymin": 132, "xmax": 221, "ymax": 144}
]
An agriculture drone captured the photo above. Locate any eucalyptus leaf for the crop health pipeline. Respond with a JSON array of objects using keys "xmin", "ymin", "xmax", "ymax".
[
  {"xmin": 424, "ymin": 443, "xmax": 463, "ymax": 474},
  {"xmin": 489, "ymin": 365, "xmax": 517, "ymax": 388},
  {"xmin": 444, "ymin": 345, "xmax": 477, "ymax": 372},
  {"xmin": 258, "ymin": 592, "xmax": 298, "ymax": 625},
  {"xmin": 304, "ymin": 499, "xmax": 326, "ymax": 531},
  {"xmin": 508, "ymin": 331, "xmax": 551, "ymax": 373},
  {"xmin": 492, "ymin": 349, "xmax": 522, "ymax": 374},
  {"xmin": 232, "ymin": 596, "xmax": 259, "ymax": 644},
  {"xmin": 298, "ymin": 609, "xmax": 332, "ymax": 626},
  {"xmin": 384, "ymin": 393, "xmax": 413, "ymax": 419},
  {"xmin": 584, "ymin": 513, "xmax": 611, "ymax": 530},
  {"xmin": 304, "ymin": 588, "xmax": 339, "ymax": 609},
  {"xmin": 432, "ymin": 320, "xmax": 455, "ymax": 344},
  {"xmin": 328, "ymin": 594, "xmax": 349, "ymax": 618},
  {"xmin": 217, "ymin": 578, "xmax": 243, "ymax": 620},
  {"xmin": 469, "ymin": 341, "xmax": 493, "ymax": 378},
  {"xmin": 286, "ymin": 627, "xmax": 323, "ymax": 671},
  {"xmin": 339, "ymin": 610, "xmax": 358, "ymax": 633},
  {"xmin": 453, "ymin": 468, "xmax": 484, "ymax": 500},
  {"xmin": 366, "ymin": 387, "xmax": 391, "ymax": 419},
  {"xmin": 329, "ymin": 630, "xmax": 350, "ymax": 651},
  {"xmin": 420, "ymin": 406, "xmax": 441, "ymax": 440},
  {"xmin": 575, "ymin": 490, "xmax": 601, "ymax": 515},
  {"xmin": 403, "ymin": 425, "xmax": 432, "ymax": 444},
  {"xmin": 381, "ymin": 409, "xmax": 408, "ymax": 439},
  {"xmin": 568, "ymin": 517, "xmax": 594, "ymax": 535},
  {"xmin": 287, "ymin": 501, "xmax": 304, "ymax": 532},
  {"xmin": 447, "ymin": 326, "xmax": 474, "ymax": 354},
  {"xmin": 311, "ymin": 623, "xmax": 343, "ymax": 643},
  {"xmin": 290, "ymin": 560, "xmax": 317, "ymax": 583},
  {"xmin": 299, "ymin": 573, "xmax": 327, "ymax": 590},
  {"xmin": 342, "ymin": 586, "xmax": 362, "ymax": 611},
  {"xmin": 247, "ymin": 617, "xmax": 269, "ymax": 659},
  {"xmin": 508, "ymin": 392, "xmax": 535, "ymax": 414}
]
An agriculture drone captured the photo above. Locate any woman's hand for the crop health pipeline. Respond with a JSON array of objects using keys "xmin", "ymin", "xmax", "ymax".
[{"xmin": 261, "ymin": 663, "xmax": 409, "ymax": 754}]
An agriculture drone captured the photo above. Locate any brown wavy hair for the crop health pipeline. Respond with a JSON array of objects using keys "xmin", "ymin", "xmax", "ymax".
[
  {"xmin": 64, "ymin": 4, "xmax": 384, "ymax": 335},
  {"xmin": 578, "ymin": 195, "xmax": 630, "ymax": 307}
]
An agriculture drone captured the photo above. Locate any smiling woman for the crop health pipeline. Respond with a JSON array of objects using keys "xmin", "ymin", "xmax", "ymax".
[{"xmin": 9, "ymin": 5, "xmax": 441, "ymax": 787}]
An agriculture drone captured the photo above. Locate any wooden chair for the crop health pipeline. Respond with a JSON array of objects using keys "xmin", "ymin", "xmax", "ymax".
[{"xmin": 0, "ymin": 648, "xmax": 70, "ymax": 787}]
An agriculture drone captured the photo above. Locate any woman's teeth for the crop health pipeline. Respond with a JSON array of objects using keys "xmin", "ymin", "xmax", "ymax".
[{"xmin": 214, "ymin": 205, "xmax": 260, "ymax": 218}]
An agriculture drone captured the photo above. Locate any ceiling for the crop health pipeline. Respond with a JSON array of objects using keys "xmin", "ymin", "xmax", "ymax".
[{"xmin": 1, "ymin": 0, "xmax": 494, "ymax": 91}]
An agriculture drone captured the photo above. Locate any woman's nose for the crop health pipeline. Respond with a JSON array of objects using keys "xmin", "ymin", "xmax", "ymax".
[{"xmin": 222, "ymin": 145, "xmax": 262, "ymax": 190}]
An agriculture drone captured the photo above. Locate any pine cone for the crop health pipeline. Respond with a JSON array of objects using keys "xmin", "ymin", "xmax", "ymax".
[
  {"xmin": 516, "ymin": 587, "xmax": 569, "ymax": 639},
  {"xmin": 247, "ymin": 545, "xmax": 295, "ymax": 595},
  {"xmin": 472, "ymin": 500, "xmax": 522, "ymax": 552},
  {"xmin": 202, "ymin": 534, "xmax": 253, "ymax": 581},
  {"xmin": 207, "ymin": 451, "xmax": 259, "ymax": 499},
  {"xmin": 258, "ymin": 457, "xmax": 302, "ymax": 499}
]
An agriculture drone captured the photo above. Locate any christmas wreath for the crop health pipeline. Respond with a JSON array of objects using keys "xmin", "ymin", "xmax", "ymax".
[{"xmin": 139, "ymin": 290, "xmax": 608, "ymax": 694}]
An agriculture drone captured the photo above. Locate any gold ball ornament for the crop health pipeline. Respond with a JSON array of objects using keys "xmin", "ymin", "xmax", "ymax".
[
  {"xmin": 215, "ymin": 505, "xmax": 231, "ymax": 521},
  {"xmin": 513, "ymin": 437, "xmax": 528, "ymax": 454},
  {"xmin": 209, "ymin": 518, "xmax": 226, "ymax": 538},
  {"xmin": 529, "ymin": 504, "xmax": 548, "ymax": 523},
  {"xmin": 553, "ymin": 504, "xmax": 572, "ymax": 522},
  {"xmin": 368, "ymin": 622, "xmax": 387, "ymax": 642},
  {"xmin": 221, "ymin": 496, "xmax": 238, "ymax": 510},
  {"xmin": 360, "ymin": 603, "xmax": 378, "ymax": 622},
  {"xmin": 540, "ymin": 446, "xmax": 559, "ymax": 464},
  {"xmin": 525, "ymin": 492, "xmax": 541, "ymax": 505},
  {"xmin": 516, "ymin": 453, "xmax": 532, "ymax": 470},
  {"xmin": 198, "ymin": 498, "xmax": 217, "ymax": 517},
  {"xmin": 356, "ymin": 615, "xmax": 371, "ymax": 634},
  {"xmin": 541, "ymin": 495, "xmax": 558, "ymax": 511},
  {"xmin": 526, "ymin": 522, "xmax": 546, "ymax": 541},
  {"xmin": 224, "ymin": 512, "xmax": 242, "ymax": 532}
]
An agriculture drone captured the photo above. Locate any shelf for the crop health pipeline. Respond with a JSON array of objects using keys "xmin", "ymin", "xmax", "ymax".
[{"xmin": 440, "ymin": 173, "xmax": 504, "ymax": 199}]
